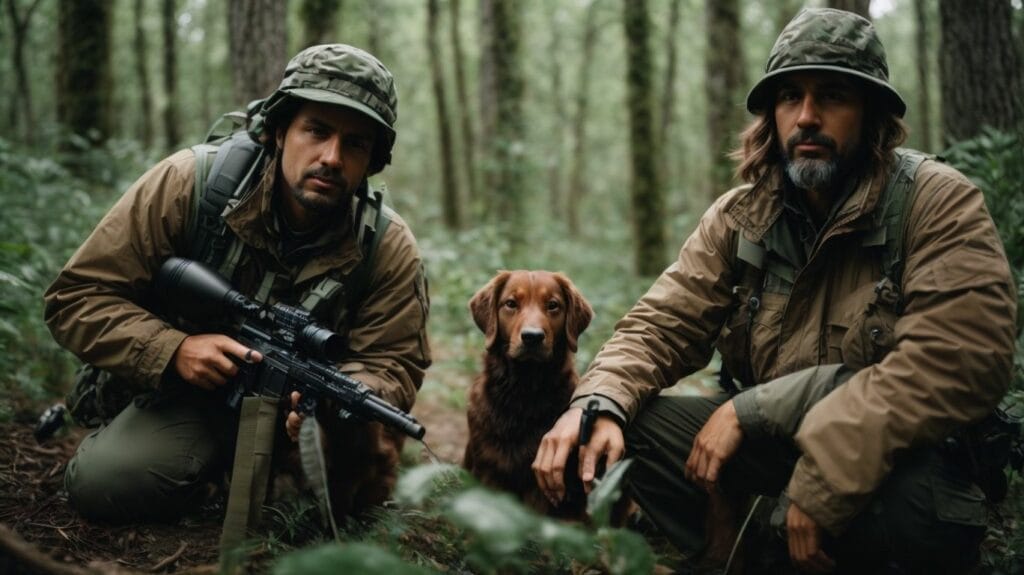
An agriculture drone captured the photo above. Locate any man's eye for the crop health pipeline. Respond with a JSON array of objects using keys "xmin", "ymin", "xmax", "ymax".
[{"xmin": 778, "ymin": 90, "xmax": 801, "ymax": 103}]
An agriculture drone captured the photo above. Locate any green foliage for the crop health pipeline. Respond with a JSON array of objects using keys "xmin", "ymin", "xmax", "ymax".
[{"xmin": 273, "ymin": 542, "xmax": 435, "ymax": 575}]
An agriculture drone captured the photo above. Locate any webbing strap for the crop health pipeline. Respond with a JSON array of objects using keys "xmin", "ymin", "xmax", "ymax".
[{"xmin": 220, "ymin": 395, "xmax": 280, "ymax": 552}]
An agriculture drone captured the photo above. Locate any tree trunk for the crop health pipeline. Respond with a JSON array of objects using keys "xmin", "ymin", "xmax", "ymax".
[
  {"xmin": 56, "ymin": 0, "xmax": 113, "ymax": 146},
  {"xmin": 939, "ymin": 0, "xmax": 1024, "ymax": 142},
  {"xmin": 300, "ymin": 0, "xmax": 342, "ymax": 48},
  {"xmin": 134, "ymin": 0, "xmax": 154, "ymax": 147},
  {"xmin": 477, "ymin": 0, "xmax": 498, "ymax": 195},
  {"xmin": 162, "ymin": 0, "xmax": 179, "ymax": 149},
  {"xmin": 6, "ymin": 0, "xmax": 42, "ymax": 145},
  {"xmin": 428, "ymin": 0, "xmax": 462, "ymax": 230},
  {"xmin": 827, "ymin": 0, "xmax": 871, "ymax": 19},
  {"xmin": 657, "ymin": 0, "xmax": 681, "ymax": 188},
  {"xmin": 623, "ymin": 0, "xmax": 665, "ymax": 276},
  {"xmin": 449, "ymin": 0, "xmax": 480, "ymax": 208},
  {"xmin": 705, "ymin": 0, "xmax": 746, "ymax": 200},
  {"xmin": 546, "ymin": 4, "xmax": 568, "ymax": 220},
  {"xmin": 913, "ymin": 0, "xmax": 933, "ymax": 151},
  {"xmin": 566, "ymin": 0, "xmax": 601, "ymax": 238},
  {"xmin": 488, "ymin": 0, "xmax": 525, "ymax": 249},
  {"xmin": 228, "ymin": 0, "xmax": 290, "ymax": 108}
]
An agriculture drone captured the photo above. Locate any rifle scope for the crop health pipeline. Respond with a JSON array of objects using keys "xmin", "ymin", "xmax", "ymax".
[{"xmin": 156, "ymin": 257, "xmax": 344, "ymax": 360}]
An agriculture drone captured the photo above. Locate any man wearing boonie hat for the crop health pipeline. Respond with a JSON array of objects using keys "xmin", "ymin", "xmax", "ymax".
[
  {"xmin": 534, "ymin": 8, "xmax": 1015, "ymax": 572},
  {"xmin": 45, "ymin": 45, "xmax": 431, "ymax": 527}
]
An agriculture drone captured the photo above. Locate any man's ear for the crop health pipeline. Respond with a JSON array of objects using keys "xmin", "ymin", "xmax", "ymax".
[
  {"xmin": 275, "ymin": 125, "xmax": 286, "ymax": 150},
  {"xmin": 469, "ymin": 271, "xmax": 511, "ymax": 351},
  {"xmin": 554, "ymin": 273, "xmax": 593, "ymax": 353}
]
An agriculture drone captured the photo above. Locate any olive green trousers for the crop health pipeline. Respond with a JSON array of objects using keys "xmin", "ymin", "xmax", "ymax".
[
  {"xmin": 64, "ymin": 388, "xmax": 239, "ymax": 523},
  {"xmin": 625, "ymin": 393, "xmax": 988, "ymax": 573}
]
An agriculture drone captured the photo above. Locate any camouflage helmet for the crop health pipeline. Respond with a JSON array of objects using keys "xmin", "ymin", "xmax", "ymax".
[
  {"xmin": 746, "ymin": 8, "xmax": 906, "ymax": 118},
  {"xmin": 251, "ymin": 44, "xmax": 398, "ymax": 174}
]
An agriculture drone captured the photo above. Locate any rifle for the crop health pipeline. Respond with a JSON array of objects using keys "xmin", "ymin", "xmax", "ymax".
[{"xmin": 155, "ymin": 257, "xmax": 425, "ymax": 440}]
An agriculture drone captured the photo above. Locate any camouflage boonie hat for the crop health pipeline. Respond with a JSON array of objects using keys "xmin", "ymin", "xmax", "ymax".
[
  {"xmin": 746, "ymin": 8, "xmax": 906, "ymax": 118},
  {"xmin": 254, "ymin": 44, "xmax": 398, "ymax": 173}
]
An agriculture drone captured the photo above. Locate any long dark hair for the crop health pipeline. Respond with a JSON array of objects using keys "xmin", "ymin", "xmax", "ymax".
[{"xmin": 730, "ymin": 90, "xmax": 909, "ymax": 187}]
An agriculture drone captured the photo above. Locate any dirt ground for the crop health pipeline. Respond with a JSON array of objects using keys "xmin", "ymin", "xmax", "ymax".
[{"xmin": 0, "ymin": 393, "xmax": 468, "ymax": 574}]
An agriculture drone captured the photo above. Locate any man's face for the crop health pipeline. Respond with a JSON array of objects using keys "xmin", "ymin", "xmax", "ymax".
[
  {"xmin": 773, "ymin": 71, "xmax": 866, "ymax": 191},
  {"xmin": 276, "ymin": 101, "xmax": 377, "ymax": 219}
]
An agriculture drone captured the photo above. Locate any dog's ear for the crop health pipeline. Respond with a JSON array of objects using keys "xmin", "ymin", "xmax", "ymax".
[
  {"xmin": 469, "ymin": 271, "xmax": 511, "ymax": 351},
  {"xmin": 554, "ymin": 273, "xmax": 593, "ymax": 353}
]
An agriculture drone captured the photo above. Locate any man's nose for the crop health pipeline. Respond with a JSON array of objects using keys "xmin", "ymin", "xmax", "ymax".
[
  {"xmin": 319, "ymin": 136, "xmax": 344, "ymax": 167},
  {"xmin": 796, "ymin": 95, "xmax": 821, "ymax": 129}
]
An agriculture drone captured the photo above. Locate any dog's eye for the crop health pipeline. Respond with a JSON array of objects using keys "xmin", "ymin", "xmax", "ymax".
[
  {"xmin": 503, "ymin": 299, "xmax": 518, "ymax": 310},
  {"xmin": 546, "ymin": 300, "xmax": 561, "ymax": 312}
]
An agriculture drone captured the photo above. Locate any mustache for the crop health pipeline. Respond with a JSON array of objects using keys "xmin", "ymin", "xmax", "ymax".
[
  {"xmin": 302, "ymin": 166, "xmax": 346, "ymax": 188},
  {"xmin": 786, "ymin": 131, "xmax": 837, "ymax": 154}
]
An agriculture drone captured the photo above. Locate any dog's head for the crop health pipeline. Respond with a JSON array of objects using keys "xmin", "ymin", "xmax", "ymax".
[{"xmin": 469, "ymin": 270, "xmax": 593, "ymax": 361}]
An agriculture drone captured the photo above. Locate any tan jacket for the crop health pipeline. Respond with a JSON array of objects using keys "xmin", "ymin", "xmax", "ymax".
[
  {"xmin": 44, "ymin": 149, "xmax": 431, "ymax": 411},
  {"xmin": 574, "ymin": 155, "xmax": 1016, "ymax": 533}
]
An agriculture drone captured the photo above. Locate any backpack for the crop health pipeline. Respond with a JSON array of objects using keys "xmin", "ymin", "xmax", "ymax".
[{"xmin": 66, "ymin": 115, "xmax": 394, "ymax": 428}]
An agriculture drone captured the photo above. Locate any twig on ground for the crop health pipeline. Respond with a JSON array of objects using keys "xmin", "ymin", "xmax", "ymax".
[
  {"xmin": 0, "ymin": 522, "xmax": 96, "ymax": 575},
  {"xmin": 150, "ymin": 540, "xmax": 188, "ymax": 572}
]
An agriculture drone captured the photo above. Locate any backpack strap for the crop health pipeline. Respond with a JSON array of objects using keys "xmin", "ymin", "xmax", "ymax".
[
  {"xmin": 187, "ymin": 131, "xmax": 264, "ymax": 278},
  {"xmin": 867, "ymin": 148, "xmax": 930, "ymax": 312}
]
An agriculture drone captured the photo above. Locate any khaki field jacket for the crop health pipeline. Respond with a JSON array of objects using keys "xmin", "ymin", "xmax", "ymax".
[
  {"xmin": 574, "ymin": 154, "xmax": 1016, "ymax": 533},
  {"xmin": 44, "ymin": 149, "xmax": 431, "ymax": 412}
]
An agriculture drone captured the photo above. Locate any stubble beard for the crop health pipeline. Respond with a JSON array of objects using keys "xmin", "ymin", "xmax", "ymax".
[
  {"xmin": 782, "ymin": 130, "xmax": 845, "ymax": 191},
  {"xmin": 290, "ymin": 167, "xmax": 351, "ymax": 215}
]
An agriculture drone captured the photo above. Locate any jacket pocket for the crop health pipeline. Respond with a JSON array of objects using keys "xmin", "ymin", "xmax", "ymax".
[
  {"xmin": 931, "ymin": 456, "xmax": 987, "ymax": 527},
  {"xmin": 839, "ymin": 302, "xmax": 897, "ymax": 370},
  {"xmin": 716, "ymin": 289, "xmax": 785, "ymax": 386}
]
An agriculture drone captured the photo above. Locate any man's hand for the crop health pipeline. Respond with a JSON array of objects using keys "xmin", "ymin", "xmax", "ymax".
[
  {"xmin": 532, "ymin": 407, "xmax": 625, "ymax": 506},
  {"xmin": 172, "ymin": 334, "xmax": 261, "ymax": 391},
  {"xmin": 286, "ymin": 391, "xmax": 306, "ymax": 442},
  {"xmin": 786, "ymin": 502, "xmax": 835, "ymax": 573},
  {"xmin": 684, "ymin": 400, "xmax": 743, "ymax": 492}
]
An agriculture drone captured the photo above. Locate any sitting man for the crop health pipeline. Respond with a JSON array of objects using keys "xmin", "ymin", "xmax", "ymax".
[
  {"xmin": 44, "ymin": 44, "xmax": 431, "ymax": 527},
  {"xmin": 533, "ymin": 8, "xmax": 1016, "ymax": 573}
]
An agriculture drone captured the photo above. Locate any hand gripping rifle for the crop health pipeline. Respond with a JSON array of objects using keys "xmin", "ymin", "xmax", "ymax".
[{"xmin": 155, "ymin": 257, "xmax": 425, "ymax": 439}]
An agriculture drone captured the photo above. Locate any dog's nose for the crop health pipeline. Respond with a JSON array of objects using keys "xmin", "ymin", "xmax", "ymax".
[{"xmin": 521, "ymin": 328, "xmax": 545, "ymax": 346}]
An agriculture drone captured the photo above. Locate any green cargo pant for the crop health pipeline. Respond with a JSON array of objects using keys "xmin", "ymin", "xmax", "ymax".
[
  {"xmin": 64, "ymin": 387, "xmax": 239, "ymax": 523},
  {"xmin": 625, "ymin": 393, "xmax": 988, "ymax": 573}
]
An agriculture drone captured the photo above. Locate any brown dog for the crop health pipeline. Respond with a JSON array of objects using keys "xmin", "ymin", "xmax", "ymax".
[{"xmin": 463, "ymin": 270, "xmax": 593, "ymax": 517}]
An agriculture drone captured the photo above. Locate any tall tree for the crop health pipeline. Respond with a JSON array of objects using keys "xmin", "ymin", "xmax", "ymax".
[
  {"xmin": 228, "ymin": 0, "xmax": 289, "ymax": 107},
  {"xmin": 477, "ymin": 0, "xmax": 498, "ymax": 192},
  {"xmin": 658, "ymin": 0, "xmax": 682, "ymax": 188},
  {"xmin": 913, "ymin": 0, "xmax": 933, "ymax": 151},
  {"xmin": 57, "ymin": 0, "xmax": 112, "ymax": 146},
  {"xmin": 132, "ymin": 0, "xmax": 153, "ymax": 147},
  {"xmin": 5, "ymin": 0, "xmax": 43, "ymax": 144},
  {"xmin": 623, "ymin": 0, "xmax": 665, "ymax": 276},
  {"xmin": 300, "ymin": 0, "xmax": 342, "ymax": 48},
  {"xmin": 449, "ymin": 0, "xmax": 480, "ymax": 205},
  {"xmin": 427, "ymin": 0, "xmax": 462, "ymax": 230},
  {"xmin": 705, "ymin": 0, "xmax": 746, "ymax": 199},
  {"xmin": 486, "ymin": 0, "xmax": 526, "ymax": 247},
  {"xmin": 546, "ymin": 4, "xmax": 569, "ymax": 220},
  {"xmin": 567, "ymin": 0, "xmax": 602, "ymax": 237},
  {"xmin": 939, "ymin": 0, "xmax": 1024, "ymax": 142},
  {"xmin": 827, "ymin": 0, "xmax": 871, "ymax": 19},
  {"xmin": 162, "ymin": 0, "xmax": 179, "ymax": 148}
]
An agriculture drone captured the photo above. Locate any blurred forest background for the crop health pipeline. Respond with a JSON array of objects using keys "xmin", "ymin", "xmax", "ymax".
[{"xmin": 1, "ymin": 0, "xmax": 1023, "ymax": 572}]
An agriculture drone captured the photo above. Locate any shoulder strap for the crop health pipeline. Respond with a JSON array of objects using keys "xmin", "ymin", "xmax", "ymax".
[
  {"xmin": 187, "ymin": 131, "xmax": 264, "ymax": 275},
  {"xmin": 348, "ymin": 185, "xmax": 393, "ymax": 309}
]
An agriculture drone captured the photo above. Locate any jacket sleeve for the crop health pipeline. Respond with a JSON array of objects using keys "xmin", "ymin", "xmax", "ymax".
[
  {"xmin": 787, "ymin": 161, "xmax": 1017, "ymax": 534},
  {"xmin": 43, "ymin": 151, "xmax": 196, "ymax": 388},
  {"xmin": 338, "ymin": 213, "xmax": 431, "ymax": 412},
  {"xmin": 572, "ymin": 194, "xmax": 740, "ymax": 421}
]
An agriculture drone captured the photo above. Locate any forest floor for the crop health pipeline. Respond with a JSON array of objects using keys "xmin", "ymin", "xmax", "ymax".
[{"xmin": 0, "ymin": 390, "xmax": 468, "ymax": 574}]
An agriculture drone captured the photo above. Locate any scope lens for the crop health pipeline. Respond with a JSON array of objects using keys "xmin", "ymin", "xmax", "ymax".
[{"xmin": 300, "ymin": 324, "xmax": 346, "ymax": 360}]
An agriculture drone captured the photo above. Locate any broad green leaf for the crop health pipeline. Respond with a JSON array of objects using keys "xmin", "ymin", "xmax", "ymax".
[{"xmin": 273, "ymin": 542, "xmax": 436, "ymax": 575}]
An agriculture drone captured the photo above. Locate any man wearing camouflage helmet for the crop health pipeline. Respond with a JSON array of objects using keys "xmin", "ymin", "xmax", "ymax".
[
  {"xmin": 534, "ymin": 8, "xmax": 1015, "ymax": 572},
  {"xmin": 44, "ymin": 44, "xmax": 431, "ymax": 524}
]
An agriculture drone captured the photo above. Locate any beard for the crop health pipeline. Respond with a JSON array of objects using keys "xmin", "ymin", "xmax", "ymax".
[
  {"xmin": 290, "ymin": 165, "xmax": 351, "ymax": 214},
  {"xmin": 783, "ymin": 130, "xmax": 844, "ymax": 191}
]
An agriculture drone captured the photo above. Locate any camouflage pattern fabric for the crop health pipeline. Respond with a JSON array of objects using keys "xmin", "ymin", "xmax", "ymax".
[{"xmin": 746, "ymin": 7, "xmax": 906, "ymax": 117}]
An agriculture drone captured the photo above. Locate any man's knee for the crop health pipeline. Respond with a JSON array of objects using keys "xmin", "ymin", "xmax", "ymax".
[{"xmin": 64, "ymin": 402, "xmax": 222, "ymax": 523}]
